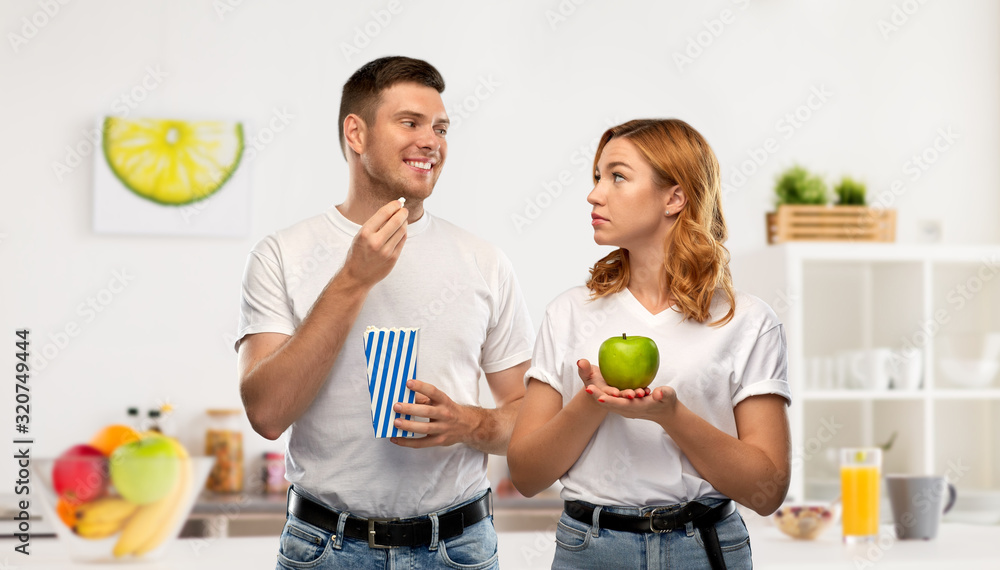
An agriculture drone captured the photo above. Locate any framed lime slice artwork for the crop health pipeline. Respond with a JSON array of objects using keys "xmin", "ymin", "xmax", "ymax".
[{"xmin": 102, "ymin": 117, "xmax": 245, "ymax": 206}]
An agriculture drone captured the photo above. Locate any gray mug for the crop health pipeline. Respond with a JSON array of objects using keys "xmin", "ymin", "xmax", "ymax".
[{"xmin": 885, "ymin": 475, "xmax": 957, "ymax": 540}]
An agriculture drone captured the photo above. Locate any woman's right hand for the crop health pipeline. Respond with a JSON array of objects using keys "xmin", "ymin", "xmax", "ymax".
[{"xmin": 577, "ymin": 359, "xmax": 650, "ymax": 400}]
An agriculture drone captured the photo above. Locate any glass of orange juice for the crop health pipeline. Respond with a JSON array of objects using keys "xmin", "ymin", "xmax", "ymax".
[{"xmin": 840, "ymin": 447, "xmax": 882, "ymax": 543}]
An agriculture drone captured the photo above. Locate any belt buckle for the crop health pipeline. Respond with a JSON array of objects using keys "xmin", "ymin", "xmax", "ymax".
[
  {"xmin": 367, "ymin": 517, "xmax": 400, "ymax": 549},
  {"xmin": 647, "ymin": 507, "xmax": 672, "ymax": 533}
]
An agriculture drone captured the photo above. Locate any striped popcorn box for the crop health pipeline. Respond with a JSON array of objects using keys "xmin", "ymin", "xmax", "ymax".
[{"xmin": 363, "ymin": 326, "xmax": 424, "ymax": 438}]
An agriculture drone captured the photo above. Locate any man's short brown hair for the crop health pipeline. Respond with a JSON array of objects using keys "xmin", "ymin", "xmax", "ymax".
[{"xmin": 338, "ymin": 56, "xmax": 446, "ymax": 159}]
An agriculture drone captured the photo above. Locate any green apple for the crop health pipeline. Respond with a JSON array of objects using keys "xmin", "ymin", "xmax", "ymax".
[
  {"xmin": 598, "ymin": 333, "xmax": 660, "ymax": 390},
  {"xmin": 109, "ymin": 436, "xmax": 179, "ymax": 505}
]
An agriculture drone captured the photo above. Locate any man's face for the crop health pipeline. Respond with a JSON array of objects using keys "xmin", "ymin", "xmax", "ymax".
[{"xmin": 359, "ymin": 82, "xmax": 449, "ymax": 201}]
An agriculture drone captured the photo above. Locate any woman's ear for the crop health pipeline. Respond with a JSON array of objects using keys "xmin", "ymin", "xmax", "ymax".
[
  {"xmin": 664, "ymin": 184, "xmax": 686, "ymax": 216},
  {"xmin": 343, "ymin": 114, "xmax": 367, "ymax": 157}
]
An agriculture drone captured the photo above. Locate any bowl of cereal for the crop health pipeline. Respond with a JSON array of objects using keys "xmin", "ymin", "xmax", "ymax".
[{"xmin": 772, "ymin": 502, "xmax": 838, "ymax": 540}]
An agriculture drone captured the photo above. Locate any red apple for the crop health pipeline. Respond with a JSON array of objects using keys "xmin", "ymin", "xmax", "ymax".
[{"xmin": 52, "ymin": 444, "xmax": 108, "ymax": 505}]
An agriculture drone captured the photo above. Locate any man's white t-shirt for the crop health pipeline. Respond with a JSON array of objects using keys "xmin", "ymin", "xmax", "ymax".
[
  {"xmin": 237, "ymin": 206, "xmax": 534, "ymax": 518},
  {"xmin": 526, "ymin": 286, "xmax": 790, "ymax": 507}
]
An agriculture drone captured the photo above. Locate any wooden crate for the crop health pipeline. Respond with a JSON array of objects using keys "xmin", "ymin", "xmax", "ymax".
[{"xmin": 766, "ymin": 205, "xmax": 896, "ymax": 244}]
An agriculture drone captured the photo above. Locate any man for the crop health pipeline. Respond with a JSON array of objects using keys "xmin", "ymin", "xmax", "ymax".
[{"xmin": 236, "ymin": 56, "xmax": 533, "ymax": 568}]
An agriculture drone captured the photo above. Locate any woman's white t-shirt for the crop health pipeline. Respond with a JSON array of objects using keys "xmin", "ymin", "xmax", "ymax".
[{"xmin": 525, "ymin": 286, "xmax": 790, "ymax": 507}]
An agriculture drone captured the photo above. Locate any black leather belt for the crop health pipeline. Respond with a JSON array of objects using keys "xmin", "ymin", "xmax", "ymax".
[
  {"xmin": 287, "ymin": 488, "xmax": 492, "ymax": 549},
  {"xmin": 565, "ymin": 499, "xmax": 735, "ymax": 570}
]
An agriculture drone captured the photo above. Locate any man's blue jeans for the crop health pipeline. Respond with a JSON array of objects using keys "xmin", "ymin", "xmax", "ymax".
[{"xmin": 274, "ymin": 490, "xmax": 499, "ymax": 570}]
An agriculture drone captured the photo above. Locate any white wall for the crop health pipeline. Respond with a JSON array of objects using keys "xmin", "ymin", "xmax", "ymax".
[{"xmin": 2, "ymin": 0, "xmax": 998, "ymax": 485}]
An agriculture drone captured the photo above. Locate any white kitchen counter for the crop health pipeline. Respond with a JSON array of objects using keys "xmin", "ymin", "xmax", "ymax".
[{"xmin": 9, "ymin": 521, "xmax": 1000, "ymax": 568}]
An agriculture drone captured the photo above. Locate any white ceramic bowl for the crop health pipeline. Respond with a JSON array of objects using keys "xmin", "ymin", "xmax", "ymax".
[{"xmin": 938, "ymin": 358, "xmax": 1000, "ymax": 388}]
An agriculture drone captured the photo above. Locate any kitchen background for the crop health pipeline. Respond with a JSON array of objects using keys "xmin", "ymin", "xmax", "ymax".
[{"xmin": 2, "ymin": 0, "xmax": 998, "ymax": 504}]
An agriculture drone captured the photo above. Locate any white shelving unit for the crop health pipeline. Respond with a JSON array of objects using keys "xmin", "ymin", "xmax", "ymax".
[{"xmin": 732, "ymin": 243, "xmax": 1000, "ymax": 506}]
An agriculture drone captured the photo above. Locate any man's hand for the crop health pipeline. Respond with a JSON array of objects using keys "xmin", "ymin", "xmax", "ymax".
[
  {"xmin": 390, "ymin": 379, "xmax": 478, "ymax": 448},
  {"xmin": 341, "ymin": 200, "xmax": 409, "ymax": 288}
]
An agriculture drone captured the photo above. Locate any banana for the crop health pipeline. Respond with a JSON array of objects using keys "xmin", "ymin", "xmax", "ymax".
[
  {"xmin": 133, "ymin": 456, "xmax": 192, "ymax": 555},
  {"xmin": 73, "ymin": 497, "xmax": 137, "ymax": 529},
  {"xmin": 113, "ymin": 438, "xmax": 191, "ymax": 558},
  {"xmin": 75, "ymin": 517, "xmax": 126, "ymax": 540}
]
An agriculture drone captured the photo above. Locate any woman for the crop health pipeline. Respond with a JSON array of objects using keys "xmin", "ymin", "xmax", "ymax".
[{"xmin": 507, "ymin": 119, "xmax": 791, "ymax": 570}]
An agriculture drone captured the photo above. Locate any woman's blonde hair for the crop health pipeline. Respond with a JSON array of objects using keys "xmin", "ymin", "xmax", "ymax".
[{"xmin": 585, "ymin": 119, "xmax": 735, "ymax": 326}]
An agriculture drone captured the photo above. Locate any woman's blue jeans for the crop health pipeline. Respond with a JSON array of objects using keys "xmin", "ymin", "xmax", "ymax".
[{"xmin": 551, "ymin": 497, "xmax": 752, "ymax": 570}]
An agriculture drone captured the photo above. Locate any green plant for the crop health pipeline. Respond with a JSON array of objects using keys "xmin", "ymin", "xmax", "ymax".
[
  {"xmin": 774, "ymin": 165, "xmax": 829, "ymax": 206},
  {"xmin": 834, "ymin": 176, "xmax": 867, "ymax": 206}
]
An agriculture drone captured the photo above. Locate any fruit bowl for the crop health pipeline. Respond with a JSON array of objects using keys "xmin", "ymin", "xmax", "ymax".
[
  {"xmin": 32, "ymin": 454, "xmax": 213, "ymax": 562},
  {"xmin": 772, "ymin": 502, "xmax": 838, "ymax": 540}
]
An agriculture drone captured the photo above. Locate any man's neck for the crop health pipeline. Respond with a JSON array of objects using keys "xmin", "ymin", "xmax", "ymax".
[
  {"xmin": 337, "ymin": 188, "xmax": 425, "ymax": 225},
  {"xmin": 340, "ymin": 161, "xmax": 426, "ymax": 224}
]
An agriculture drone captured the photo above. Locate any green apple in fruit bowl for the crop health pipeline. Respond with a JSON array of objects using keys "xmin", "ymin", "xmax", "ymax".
[
  {"xmin": 598, "ymin": 334, "xmax": 660, "ymax": 390},
  {"xmin": 109, "ymin": 436, "xmax": 180, "ymax": 505}
]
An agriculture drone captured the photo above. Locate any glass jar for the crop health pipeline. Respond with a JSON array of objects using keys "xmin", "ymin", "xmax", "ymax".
[
  {"xmin": 205, "ymin": 409, "xmax": 244, "ymax": 493},
  {"xmin": 263, "ymin": 452, "xmax": 288, "ymax": 494}
]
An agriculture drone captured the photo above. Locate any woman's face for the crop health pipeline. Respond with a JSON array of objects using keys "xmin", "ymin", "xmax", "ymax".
[{"xmin": 588, "ymin": 137, "xmax": 673, "ymax": 251}]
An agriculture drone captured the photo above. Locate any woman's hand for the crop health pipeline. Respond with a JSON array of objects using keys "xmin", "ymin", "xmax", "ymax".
[
  {"xmin": 577, "ymin": 358, "xmax": 653, "ymax": 400},
  {"xmin": 576, "ymin": 358, "xmax": 680, "ymax": 423},
  {"xmin": 591, "ymin": 385, "xmax": 679, "ymax": 424}
]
